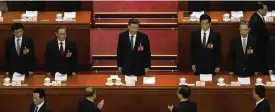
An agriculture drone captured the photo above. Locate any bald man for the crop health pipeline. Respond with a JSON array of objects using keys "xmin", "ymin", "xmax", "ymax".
[{"xmin": 77, "ymin": 87, "xmax": 104, "ymax": 112}]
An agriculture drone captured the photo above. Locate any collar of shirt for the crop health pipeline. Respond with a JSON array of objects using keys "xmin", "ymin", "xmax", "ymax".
[
  {"xmin": 58, "ymin": 39, "xmax": 65, "ymax": 44},
  {"xmin": 180, "ymin": 99, "xmax": 188, "ymax": 102},
  {"xmin": 241, "ymin": 35, "xmax": 248, "ymax": 39},
  {"xmin": 256, "ymin": 98, "xmax": 264, "ymax": 107},
  {"xmin": 14, "ymin": 36, "xmax": 22, "ymax": 41},
  {"xmin": 257, "ymin": 12, "xmax": 264, "ymax": 21},
  {"xmin": 36, "ymin": 101, "xmax": 44, "ymax": 111},
  {"xmin": 129, "ymin": 32, "xmax": 137, "ymax": 38},
  {"xmin": 201, "ymin": 28, "xmax": 210, "ymax": 34}
]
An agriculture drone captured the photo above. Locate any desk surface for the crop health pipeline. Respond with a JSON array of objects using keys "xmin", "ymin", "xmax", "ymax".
[
  {"xmin": 178, "ymin": 11, "xmax": 274, "ymax": 24},
  {"xmin": 0, "ymin": 11, "xmax": 91, "ymax": 24},
  {"xmin": 1, "ymin": 74, "xmax": 274, "ymax": 89},
  {"xmin": 1, "ymin": 74, "xmax": 275, "ymax": 112}
]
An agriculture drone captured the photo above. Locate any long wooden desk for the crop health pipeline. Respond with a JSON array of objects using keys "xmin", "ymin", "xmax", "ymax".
[
  {"xmin": 0, "ymin": 11, "xmax": 91, "ymax": 70},
  {"xmin": 177, "ymin": 11, "xmax": 275, "ymax": 71},
  {"xmin": 0, "ymin": 74, "xmax": 275, "ymax": 112}
]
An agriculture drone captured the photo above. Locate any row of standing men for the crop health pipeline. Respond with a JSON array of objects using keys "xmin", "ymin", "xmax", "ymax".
[{"xmin": 4, "ymin": 3, "xmax": 273, "ymax": 77}]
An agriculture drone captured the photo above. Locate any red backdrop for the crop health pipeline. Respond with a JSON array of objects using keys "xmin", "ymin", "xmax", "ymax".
[
  {"xmin": 93, "ymin": 1, "xmax": 178, "ymax": 12},
  {"xmin": 90, "ymin": 29, "xmax": 178, "ymax": 58}
]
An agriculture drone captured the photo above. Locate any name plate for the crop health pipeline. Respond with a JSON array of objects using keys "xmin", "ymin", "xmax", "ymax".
[
  {"xmin": 196, "ymin": 81, "xmax": 205, "ymax": 86},
  {"xmin": 266, "ymin": 82, "xmax": 275, "ymax": 87},
  {"xmin": 51, "ymin": 81, "xmax": 62, "ymax": 86},
  {"xmin": 125, "ymin": 81, "xmax": 135, "ymax": 86},
  {"xmin": 231, "ymin": 81, "xmax": 241, "ymax": 86},
  {"xmin": 11, "ymin": 81, "xmax": 21, "ymax": 86}
]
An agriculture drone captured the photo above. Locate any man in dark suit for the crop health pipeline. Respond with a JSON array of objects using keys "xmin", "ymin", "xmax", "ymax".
[
  {"xmin": 78, "ymin": 87, "xmax": 104, "ymax": 112},
  {"xmin": 249, "ymin": 2, "xmax": 270, "ymax": 75},
  {"xmin": 29, "ymin": 88, "xmax": 50, "ymax": 112},
  {"xmin": 190, "ymin": 14, "xmax": 221, "ymax": 75},
  {"xmin": 268, "ymin": 37, "xmax": 275, "ymax": 75},
  {"xmin": 253, "ymin": 85, "xmax": 270, "ymax": 112},
  {"xmin": 4, "ymin": 23, "xmax": 35, "ymax": 76},
  {"xmin": 117, "ymin": 18, "xmax": 151, "ymax": 76},
  {"xmin": 168, "ymin": 85, "xmax": 197, "ymax": 112},
  {"xmin": 45, "ymin": 25, "xmax": 78, "ymax": 76},
  {"xmin": 228, "ymin": 20, "xmax": 258, "ymax": 77}
]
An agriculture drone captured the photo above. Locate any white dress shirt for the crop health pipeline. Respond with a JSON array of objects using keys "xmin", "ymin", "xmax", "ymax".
[
  {"xmin": 129, "ymin": 32, "xmax": 136, "ymax": 48},
  {"xmin": 58, "ymin": 39, "xmax": 65, "ymax": 51},
  {"xmin": 255, "ymin": 98, "xmax": 264, "ymax": 107},
  {"xmin": 257, "ymin": 12, "xmax": 264, "ymax": 21},
  {"xmin": 14, "ymin": 36, "xmax": 22, "ymax": 49},
  {"xmin": 35, "ymin": 101, "xmax": 44, "ymax": 112},
  {"xmin": 201, "ymin": 28, "xmax": 210, "ymax": 45}
]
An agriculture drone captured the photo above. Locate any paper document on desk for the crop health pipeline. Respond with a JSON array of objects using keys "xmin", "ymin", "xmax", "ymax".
[
  {"xmin": 143, "ymin": 77, "xmax": 155, "ymax": 84},
  {"xmin": 200, "ymin": 74, "xmax": 212, "ymax": 81},
  {"xmin": 55, "ymin": 72, "xmax": 67, "ymax": 81},
  {"xmin": 270, "ymin": 75, "xmax": 275, "ymax": 82},
  {"xmin": 12, "ymin": 72, "xmax": 25, "ymax": 81},
  {"xmin": 26, "ymin": 11, "xmax": 38, "ymax": 17},
  {"xmin": 231, "ymin": 11, "xmax": 243, "ymax": 17},
  {"xmin": 125, "ymin": 75, "xmax": 137, "ymax": 82},
  {"xmin": 265, "ymin": 11, "xmax": 272, "ymax": 17},
  {"xmin": 192, "ymin": 11, "xmax": 204, "ymax": 19},
  {"xmin": 64, "ymin": 12, "xmax": 76, "ymax": 18},
  {"xmin": 271, "ymin": 10, "xmax": 275, "ymax": 17},
  {"xmin": 238, "ymin": 77, "xmax": 251, "ymax": 85}
]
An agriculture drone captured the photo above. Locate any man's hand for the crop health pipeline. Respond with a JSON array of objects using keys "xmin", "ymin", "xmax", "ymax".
[
  {"xmin": 215, "ymin": 67, "xmax": 220, "ymax": 73},
  {"xmin": 269, "ymin": 70, "xmax": 273, "ymax": 75},
  {"xmin": 97, "ymin": 100, "xmax": 104, "ymax": 110},
  {"xmin": 145, "ymin": 68, "xmax": 150, "ymax": 73},
  {"xmin": 118, "ymin": 67, "xmax": 122, "ymax": 72},
  {"xmin": 46, "ymin": 72, "xmax": 51, "ymax": 76},
  {"xmin": 29, "ymin": 71, "xmax": 33, "ymax": 75},
  {"xmin": 229, "ymin": 72, "xmax": 234, "ymax": 75},
  {"xmin": 192, "ymin": 65, "xmax": 196, "ymax": 72},
  {"xmin": 72, "ymin": 72, "xmax": 76, "ymax": 76},
  {"xmin": 168, "ymin": 105, "xmax": 174, "ymax": 112}
]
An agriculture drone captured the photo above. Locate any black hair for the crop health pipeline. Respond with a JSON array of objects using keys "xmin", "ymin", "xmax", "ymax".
[
  {"xmin": 128, "ymin": 18, "xmax": 140, "ymax": 25},
  {"xmin": 33, "ymin": 88, "xmax": 46, "ymax": 98},
  {"xmin": 255, "ymin": 85, "xmax": 266, "ymax": 98},
  {"xmin": 178, "ymin": 85, "xmax": 191, "ymax": 99},
  {"xmin": 199, "ymin": 14, "xmax": 211, "ymax": 23},
  {"xmin": 11, "ymin": 23, "xmax": 24, "ymax": 31}
]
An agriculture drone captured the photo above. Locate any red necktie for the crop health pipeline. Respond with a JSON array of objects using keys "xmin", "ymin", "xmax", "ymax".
[{"xmin": 60, "ymin": 42, "xmax": 64, "ymax": 55}]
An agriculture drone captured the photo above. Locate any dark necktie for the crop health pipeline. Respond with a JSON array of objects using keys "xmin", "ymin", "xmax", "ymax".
[
  {"xmin": 202, "ymin": 32, "xmax": 206, "ymax": 47},
  {"xmin": 130, "ymin": 35, "xmax": 134, "ymax": 50},
  {"xmin": 60, "ymin": 42, "xmax": 64, "ymax": 55},
  {"xmin": 34, "ymin": 106, "xmax": 38, "ymax": 112},
  {"xmin": 16, "ymin": 39, "xmax": 20, "ymax": 55}
]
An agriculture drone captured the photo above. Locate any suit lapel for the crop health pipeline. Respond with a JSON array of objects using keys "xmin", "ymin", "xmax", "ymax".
[
  {"xmin": 54, "ymin": 39, "xmax": 61, "ymax": 56},
  {"xmin": 19, "ymin": 36, "xmax": 26, "ymax": 56},
  {"xmin": 11, "ymin": 37, "xmax": 18, "ymax": 55},
  {"xmin": 133, "ymin": 32, "xmax": 140, "ymax": 51},
  {"xmin": 207, "ymin": 30, "xmax": 213, "ymax": 46},
  {"xmin": 65, "ymin": 39, "xmax": 69, "ymax": 53},
  {"xmin": 38, "ymin": 103, "xmax": 46, "ymax": 112}
]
